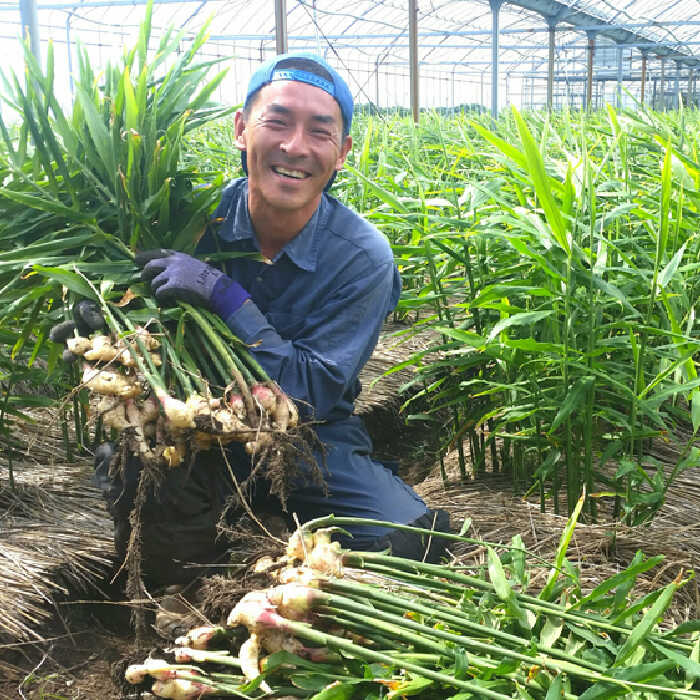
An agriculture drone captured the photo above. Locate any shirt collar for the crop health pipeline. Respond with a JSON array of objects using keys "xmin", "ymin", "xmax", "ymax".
[{"xmin": 217, "ymin": 180, "xmax": 327, "ymax": 272}]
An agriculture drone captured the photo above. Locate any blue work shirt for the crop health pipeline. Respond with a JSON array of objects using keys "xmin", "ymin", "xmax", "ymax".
[
  {"xmin": 199, "ymin": 178, "xmax": 401, "ymax": 422},
  {"xmin": 197, "ymin": 178, "xmax": 428, "ymax": 541}
]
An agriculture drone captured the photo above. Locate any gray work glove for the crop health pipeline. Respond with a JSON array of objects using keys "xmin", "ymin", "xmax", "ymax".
[
  {"xmin": 135, "ymin": 249, "xmax": 250, "ymax": 316},
  {"xmin": 136, "ymin": 249, "xmax": 224, "ymax": 307}
]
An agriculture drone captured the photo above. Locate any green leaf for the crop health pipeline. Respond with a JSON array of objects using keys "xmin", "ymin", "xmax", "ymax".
[
  {"xmin": 345, "ymin": 164, "xmax": 409, "ymax": 212},
  {"xmin": 488, "ymin": 546, "xmax": 512, "ymax": 602},
  {"xmin": 487, "ymin": 547, "xmax": 530, "ymax": 629},
  {"xmin": 510, "ymin": 534, "xmax": 527, "ymax": 588},
  {"xmin": 471, "ymin": 119, "xmax": 527, "ymax": 171},
  {"xmin": 512, "ymin": 107, "xmax": 570, "ymax": 256},
  {"xmin": 487, "ymin": 310, "xmax": 554, "ymax": 342},
  {"xmin": 122, "ymin": 63, "xmax": 139, "ymax": 132},
  {"xmin": 658, "ymin": 241, "xmax": 688, "ymax": 289},
  {"xmin": 453, "ymin": 647, "xmax": 469, "ymax": 680},
  {"xmin": 570, "ymin": 553, "xmax": 663, "ymax": 612},
  {"xmin": 614, "ymin": 581, "xmax": 678, "ymax": 666},
  {"xmin": 548, "ymin": 375, "xmax": 593, "ymax": 434},
  {"xmin": 309, "ymin": 681, "xmax": 357, "ymax": 700},
  {"xmin": 657, "ymin": 142, "xmax": 673, "ymax": 276},
  {"xmin": 660, "ymin": 620, "xmax": 700, "ymax": 638},
  {"xmin": 577, "ymin": 660, "xmax": 675, "ymax": 700},
  {"xmin": 387, "ymin": 677, "xmax": 434, "ymax": 697},
  {"xmin": 544, "ymin": 675, "xmax": 563, "ymax": 700},
  {"xmin": 651, "ymin": 641, "xmax": 700, "ymax": 683},
  {"xmin": 540, "ymin": 493, "xmax": 584, "ymax": 602},
  {"xmin": 540, "ymin": 616, "xmax": 564, "ymax": 649},
  {"xmin": 458, "ymin": 518, "xmax": 472, "ymax": 537},
  {"xmin": 692, "ymin": 390, "xmax": 700, "ymax": 433},
  {"xmin": 434, "ymin": 326, "xmax": 486, "ymax": 348},
  {"xmin": 32, "ymin": 266, "xmax": 98, "ymax": 299},
  {"xmin": 74, "ymin": 83, "xmax": 116, "ymax": 183},
  {"xmin": 0, "ymin": 189, "xmax": 91, "ymax": 222}
]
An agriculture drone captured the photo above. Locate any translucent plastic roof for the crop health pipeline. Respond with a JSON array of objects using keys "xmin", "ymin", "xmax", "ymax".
[
  {"xmin": 560, "ymin": 0, "xmax": 700, "ymax": 47},
  {"xmin": 3, "ymin": 0, "xmax": 699, "ymax": 112}
]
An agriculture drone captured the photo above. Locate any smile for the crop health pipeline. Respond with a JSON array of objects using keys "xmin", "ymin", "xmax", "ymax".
[{"xmin": 272, "ymin": 166, "xmax": 310, "ymax": 180}]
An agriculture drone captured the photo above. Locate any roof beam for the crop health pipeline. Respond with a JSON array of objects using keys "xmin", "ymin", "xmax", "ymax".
[{"xmin": 509, "ymin": 0, "xmax": 697, "ymax": 62}]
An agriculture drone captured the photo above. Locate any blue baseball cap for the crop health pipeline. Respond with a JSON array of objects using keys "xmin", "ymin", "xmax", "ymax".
[
  {"xmin": 245, "ymin": 52, "xmax": 353, "ymax": 135},
  {"xmin": 241, "ymin": 52, "xmax": 353, "ymax": 190}
]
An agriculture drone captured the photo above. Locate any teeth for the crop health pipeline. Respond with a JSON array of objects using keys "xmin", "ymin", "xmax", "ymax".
[{"xmin": 273, "ymin": 166, "xmax": 307, "ymax": 179}]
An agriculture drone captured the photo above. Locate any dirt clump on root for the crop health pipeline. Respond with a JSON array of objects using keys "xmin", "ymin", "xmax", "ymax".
[{"xmin": 112, "ymin": 417, "xmax": 324, "ymax": 641}]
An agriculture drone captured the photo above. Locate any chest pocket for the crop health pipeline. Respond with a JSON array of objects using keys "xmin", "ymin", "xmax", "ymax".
[{"xmin": 265, "ymin": 311, "xmax": 308, "ymax": 340}]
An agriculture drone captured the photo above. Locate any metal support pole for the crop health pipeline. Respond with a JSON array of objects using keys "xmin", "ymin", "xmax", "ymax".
[
  {"xmin": 66, "ymin": 12, "xmax": 74, "ymax": 95},
  {"xmin": 274, "ymin": 0, "xmax": 287, "ymax": 55},
  {"xmin": 616, "ymin": 44, "xmax": 624, "ymax": 109},
  {"xmin": 374, "ymin": 58, "xmax": 380, "ymax": 112},
  {"xmin": 409, "ymin": 0, "xmax": 419, "ymax": 123},
  {"xmin": 660, "ymin": 58, "xmax": 666, "ymax": 110},
  {"xmin": 19, "ymin": 0, "xmax": 40, "ymax": 63},
  {"xmin": 489, "ymin": 0, "xmax": 504, "ymax": 118},
  {"xmin": 652, "ymin": 76, "xmax": 657, "ymax": 110},
  {"xmin": 585, "ymin": 31, "xmax": 596, "ymax": 110},
  {"xmin": 640, "ymin": 50, "xmax": 647, "ymax": 105},
  {"xmin": 451, "ymin": 67, "xmax": 455, "ymax": 115},
  {"xmin": 547, "ymin": 20, "xmax": 555, "ymax": 111},
  {"xmin": 688, "ymin": 68, "xmax": 694, "ymax": 106},
  {"xmin": 675, "ymin": 60, "xmax": 682, "ymax": 108},
  {"xmin": 312, "ymin": 0, "xmax": 320, "ymax": 54}
]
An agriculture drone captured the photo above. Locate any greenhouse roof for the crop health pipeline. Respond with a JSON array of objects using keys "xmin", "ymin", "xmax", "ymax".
[{"xmin": 3, "ymin": 0, "xmax": 700, "ymax": 111}]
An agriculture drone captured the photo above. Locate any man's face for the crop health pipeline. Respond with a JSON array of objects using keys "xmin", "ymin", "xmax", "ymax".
[{"xmin": 234, "ymin": 81, "xmax": 352, "ymax": 221}]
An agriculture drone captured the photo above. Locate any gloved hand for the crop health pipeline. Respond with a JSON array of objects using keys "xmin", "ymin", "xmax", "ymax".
[
  {"xmin": 135, "ymin": 249, "xmax": 250, "ymax": 318},
  {"xmin": 49, "ymin": 300, "xmax": 106, "ymax": 362}
]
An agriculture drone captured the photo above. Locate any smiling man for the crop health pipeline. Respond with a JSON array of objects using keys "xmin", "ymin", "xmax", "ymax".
[
  {"xmin": 237, "ymin": 74, "xmax": 352, "ymax": 255},
  {"xmin": 93, "ymin": 54, "xmax": 449, "ymax": 598}
]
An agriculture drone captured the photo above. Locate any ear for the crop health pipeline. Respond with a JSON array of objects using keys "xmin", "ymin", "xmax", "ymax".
[
  {"xmin": 234, "ymin": 109, "xmax": 247, "ymax": 152},
  {"xmin": 334, "ymin": 135, "xmax": 353, "ymax": 171}
]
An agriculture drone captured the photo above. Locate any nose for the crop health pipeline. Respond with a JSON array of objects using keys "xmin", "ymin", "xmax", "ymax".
[{"xmin": 279, "ymin": 124, "xmax": 310, "ymax": 157}]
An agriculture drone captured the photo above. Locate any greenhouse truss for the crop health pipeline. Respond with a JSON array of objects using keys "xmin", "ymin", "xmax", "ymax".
[{"xmin": 4, "ymin": 0, "xmax": 700, "ymax": 116}]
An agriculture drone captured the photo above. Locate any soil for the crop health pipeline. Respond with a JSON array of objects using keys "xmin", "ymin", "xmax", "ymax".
[{"xmin": 0, "ymin": 579, "xmax": 139, "ymax": 700}]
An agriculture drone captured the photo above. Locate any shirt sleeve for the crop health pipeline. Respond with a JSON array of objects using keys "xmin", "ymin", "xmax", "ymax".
[{"xmin": 223, "ymin": 261, "xmax": 401, "ymax": 421}]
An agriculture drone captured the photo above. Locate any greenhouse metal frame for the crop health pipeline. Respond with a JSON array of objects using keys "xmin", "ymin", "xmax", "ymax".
[{"xmin": 6, "ymin": 0, "xmax": 700, "ymax": 118}]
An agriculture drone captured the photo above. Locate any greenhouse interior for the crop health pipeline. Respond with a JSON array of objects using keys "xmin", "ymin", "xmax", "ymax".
[
  {"xmin": 2, "ymin": 0, "xmax": 700, "ymax": 698},
  {"xmin": 5, "ymin": 0, "xmax": 700, "ymax": 114}
]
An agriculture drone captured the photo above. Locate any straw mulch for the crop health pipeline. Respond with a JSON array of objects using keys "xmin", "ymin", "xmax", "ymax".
[
  {"xmin": 355, "ymin": 319, "xmax": 429, "ymax": 417},
  {"xmin": 1, "ymin": 322, "xmax": 699, "ymax": 646},
  {"xmin": 0, "ymin": 409, "xmax": 113, "ymax": 643}
]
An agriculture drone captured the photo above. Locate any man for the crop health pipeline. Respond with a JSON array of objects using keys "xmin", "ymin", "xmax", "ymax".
[{"xmin": 80, "ymin": 53, "xmax": 449, "ymax": 587}]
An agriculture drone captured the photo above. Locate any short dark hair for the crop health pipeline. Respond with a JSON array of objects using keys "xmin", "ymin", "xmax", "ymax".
[{"xmin": 243, "ymin": 57, "xmax": 348, "ymax": 137}]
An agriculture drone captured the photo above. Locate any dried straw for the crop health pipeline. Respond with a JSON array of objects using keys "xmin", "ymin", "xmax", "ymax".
[{"xmin": 0, "ymin": 408, "xmax": 113, "ymax": 642}]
